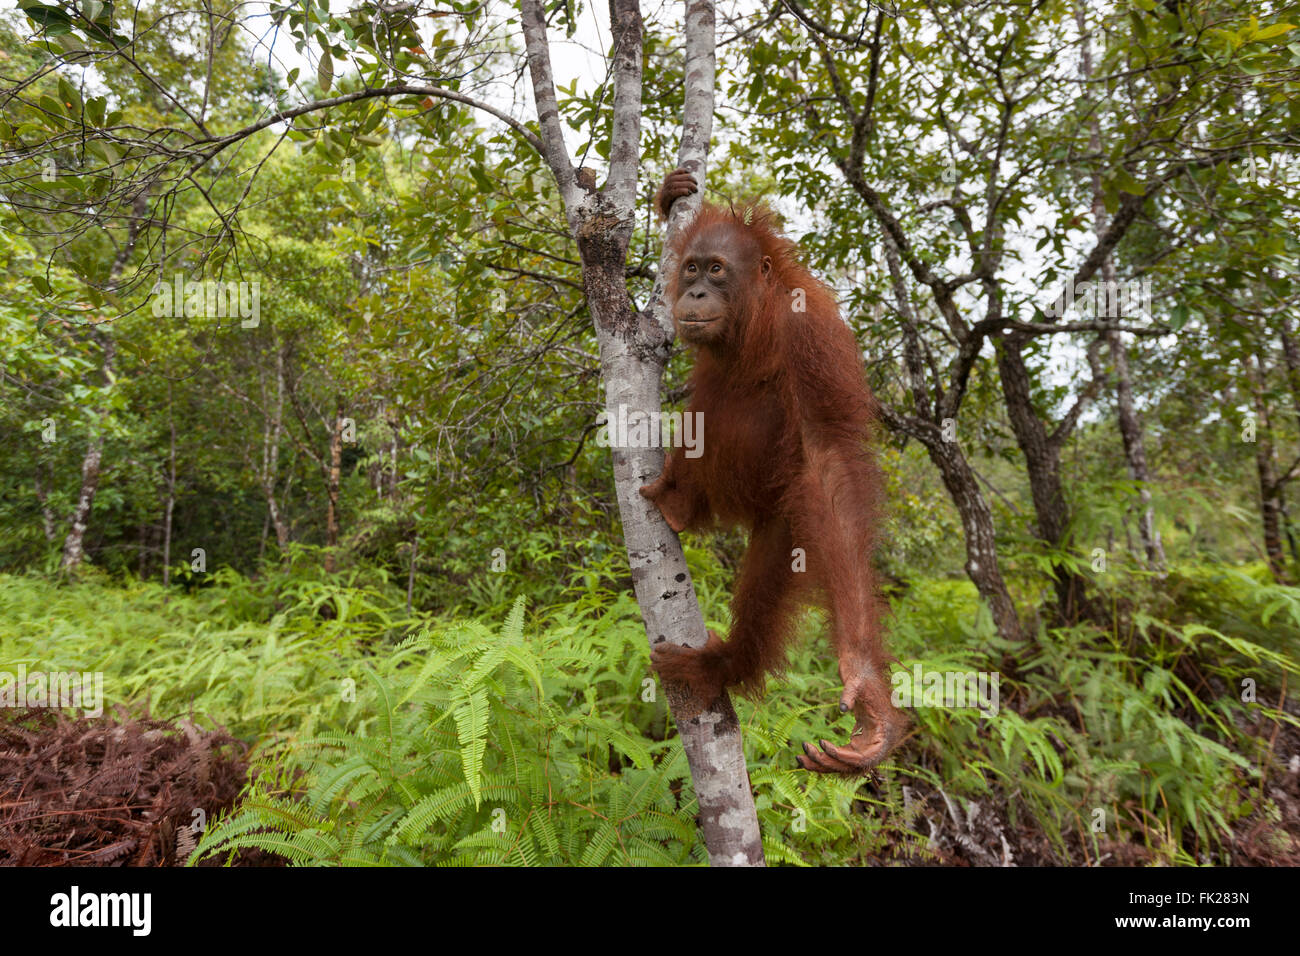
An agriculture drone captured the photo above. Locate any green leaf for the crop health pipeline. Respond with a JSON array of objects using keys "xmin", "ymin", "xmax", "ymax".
[
  {"xmin": 92, "ymin": 139, "xmax": 120, "ymax": 166},
  {"xmin": 469, "ymin": 165, "xmax": 494, "ymax": 193},
  {"xmin": 39, "ymin": 95, "xmax": 66, "ymax": 119},
  {"xmin": 318, "ymin": 49, "xmax": 334, "ymax": 93},
  {"xmin": 57, "ymin": 77, "xmax": 82, "ymax": 115},
  {"xmin": 21, "ymin": 3, "xmax": 73, "ymax": 30},
  {"xmin": 1254, "ymin": 23, "xmax": 1295, "ymax": 41},
  {"xmin": 1113, "ymin": 167, "xmax": 1145, "ymax": 195},
  {"xmin": 1130, "ymin": 9, "xmax": 1148, "ymax": 42}
]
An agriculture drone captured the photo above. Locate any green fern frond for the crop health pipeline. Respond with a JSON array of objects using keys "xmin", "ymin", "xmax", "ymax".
[{"xmin": 453, "ymin": 687, "xmax": 490, "ymax": 807}]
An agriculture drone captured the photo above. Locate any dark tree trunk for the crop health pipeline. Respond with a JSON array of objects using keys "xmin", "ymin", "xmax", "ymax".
[
  {"xmin": 162, "ymin": 385, "xmax": 177, "ymax": 587},
  {"xmin": 995, "ymin": 333, "xmax": 1095, "ymax": 623},
  {"xmin": 1078, "ymin": 5, "xmax": 1165, "ymax": 577},
  {"xmin": 1275, "ymin": 316, "xmax": 1300, "ymax": 563},
  {"xmin": 930, "ymin": 439, "xmax": 1024, "ymax": 641},
  {"xmin": 406, "ymin": 532, "xmax": 418, "ymax": 614},
  {"xmin": 1255, "ymin": 446, "xmax": 1286, "ymax": 583},
  {"xmin": 875, "ymin": 240, "xmax": 1022, "ymax": 642},
  {"xmin": 1248, "ymin": 353, "xmax": 1288, "ymax": 582},
  {"xmin": 325, "ymin": 399, "xmax": 343, "ymax": 572}
]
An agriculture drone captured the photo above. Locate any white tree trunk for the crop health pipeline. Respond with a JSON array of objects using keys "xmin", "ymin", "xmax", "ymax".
[{"xmin": 520, "ymin": 0, "xmax": 764, "ymax": 865}]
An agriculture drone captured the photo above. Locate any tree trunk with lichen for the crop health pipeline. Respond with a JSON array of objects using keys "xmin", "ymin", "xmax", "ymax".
[{"xmin": 520, "ymin": 0, "xmax": 764, "ymax": 866}]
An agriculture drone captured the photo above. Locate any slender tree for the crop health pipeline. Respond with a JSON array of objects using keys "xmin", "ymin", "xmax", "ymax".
[{"xmin": 519, "ymin": 0, "xmax": 764, "ymax": 866}]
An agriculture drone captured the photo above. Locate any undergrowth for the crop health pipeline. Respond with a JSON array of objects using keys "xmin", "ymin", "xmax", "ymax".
[{"xmin": 0, "ymin": 554, "xmax": 1295, "ymax": 866}]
